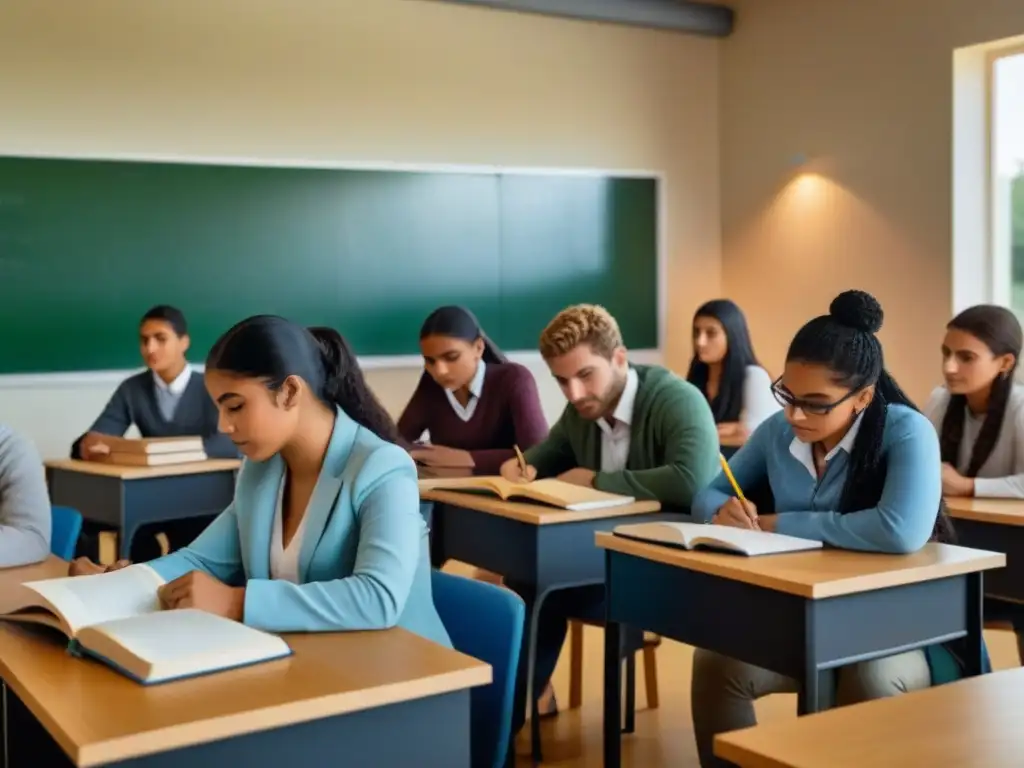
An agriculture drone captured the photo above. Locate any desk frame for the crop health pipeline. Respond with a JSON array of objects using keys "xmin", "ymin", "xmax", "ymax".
[{"xmin": 601, "ymin": 549, "xmax": 987, "ymax": 768}]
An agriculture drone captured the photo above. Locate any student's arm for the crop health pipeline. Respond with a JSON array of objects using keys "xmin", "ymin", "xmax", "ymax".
[
  {"xmin": 594, "ymin": 382, "xmax": 721, "ymax": 508},
  {"xmin": 971, "ymin": 402, "xmax": 1024, "ymax": 499},
  {"xmin": 774, "ymin": 412, "xmax": 941, "ymax": 553},
  {"xmin": 523, "ymin": 410, "xmax": 576, "ymax": 479},
  {"xmin": 741, "ymin": 366, "xmax": 782, "ymax": 435},
  {"xmin": 691, "ymin": 420, "xmax": 773, "ymax": 522},
  {"xmin": 467, "ymin": 366, "xmax": 550, "ymax": 475},
  {"xmin": 70, "ymin": 382, "xmax": 133, "ymax": 458},
  {"xmin": 146, "ymin": 503, "xmax": 245, "ymax": 585},
  {"xmin": 242, "ymin": 455, "xmax": 423, "ymax": 632},
  {"xmin": 922, "ymin": 386, "xmax": 949, "ymax": 434},
  {"xmin": 0, "ymin": 429, "xmax": 51, "ymax": 567},
  {"xmin": 397, "ymin": 373, "xmax": 431, "ymax": 443}
]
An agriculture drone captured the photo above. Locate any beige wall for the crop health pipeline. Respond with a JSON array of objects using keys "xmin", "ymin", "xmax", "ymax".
[
  {"xmin": 0, "ymin": 0, "xmax": 721, "ymax": 457},
  {"xmin": 720, "ymin": 0, "xmax": 1024, "ymax": 403}
]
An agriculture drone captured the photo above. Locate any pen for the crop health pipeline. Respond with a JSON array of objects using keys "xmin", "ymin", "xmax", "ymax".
[
  {"xmin": 513, "ymin": 444, "xmax": 528, "ymax": 479},
  {"xmin": 719, "ymin": 453, "xmax": 759, "ymax": 530}
]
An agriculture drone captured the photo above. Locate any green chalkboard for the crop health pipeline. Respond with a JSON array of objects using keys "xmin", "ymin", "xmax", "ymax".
[{"xmin": 0, "ymin": 156, "xmax": 658, "ymax": 374}]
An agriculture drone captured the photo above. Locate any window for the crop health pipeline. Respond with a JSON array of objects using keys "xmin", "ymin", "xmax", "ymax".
[{"xmin": 992, "ymin": 49, "xmax": 1024, "ymax": 314}]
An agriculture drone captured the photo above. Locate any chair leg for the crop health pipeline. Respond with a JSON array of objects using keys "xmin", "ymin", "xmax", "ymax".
[
  {"xmin": 643, "ymin": 643, "xmax": 660, "ymax": 709},
  {"xmin": 568, "ymin": 619, "xmax": 584, "ymax": 709}
]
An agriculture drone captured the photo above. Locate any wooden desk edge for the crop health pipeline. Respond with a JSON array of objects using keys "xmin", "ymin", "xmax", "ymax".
[
  {"xmin": 5, "ymin": 653, "xmax": 491, "ymax": 767},
  {"xmin": 595, "ymin": 532, "xmax": 1007, "ymax": 599},
  {"xmin": 420, "ymin": 489, "xmax": 660, "ymax": 525},
  {"xmin": 713, "ymin": 730, "xmax": 790, "ymax": 768},
  {"xmin": 45, "ymin": 458, "xmax": 242, "ymax": 480},
  {"xmin": 946, "ymin": 506, "xmax": 1024, "ymax": 527}
]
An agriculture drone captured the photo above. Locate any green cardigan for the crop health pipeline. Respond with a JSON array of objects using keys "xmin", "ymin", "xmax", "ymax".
[{"xmin": 524, "ymin": 364, "xmax": 720, "ymax": 508}]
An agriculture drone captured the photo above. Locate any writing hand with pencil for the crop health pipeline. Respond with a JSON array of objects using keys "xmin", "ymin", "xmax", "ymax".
[
  {"xmin": 499, "ymin": 445, "xmax": 537, "ymax": 484},
  {"xmin": 714, "ymin": 453, "xmax": 761, "ymax": 531}
]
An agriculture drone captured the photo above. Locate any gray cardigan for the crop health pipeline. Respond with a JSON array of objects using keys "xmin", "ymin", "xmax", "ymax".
[{"xmin": 0, "ymin": 425, "xmax": 51, "ymax": 567}]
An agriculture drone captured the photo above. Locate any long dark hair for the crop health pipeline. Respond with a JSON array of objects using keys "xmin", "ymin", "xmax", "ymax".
[
  {"xmin": 419, "ymin": 305, "xmax": 507, "ymax": 364},
  {"xmin": 787, "ymin": 290, "xmax": 954, "ymax": 543},
  {"xmin": 206, "ymin": 315, "xmax": 398, "ymax": 442},
  {"xmin": 939, "ymin": 305, "xmax": 1022, "ymax": 476},
  {"xmin": 686, "ymin": 299, "xmax": 760, "ymax": 422}
]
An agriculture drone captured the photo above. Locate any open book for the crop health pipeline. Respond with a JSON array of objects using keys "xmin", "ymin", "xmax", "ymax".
[
  {"xmin": 418, "ymin": 476, "xmax": 634, "ymax": 511},
  {"xmin": 0, "ymin": 565, "xmax": 291, "ymax": 684},
  {"xmin": 613, "ymin": 521, "xmax": 823, "ymax": 556}
]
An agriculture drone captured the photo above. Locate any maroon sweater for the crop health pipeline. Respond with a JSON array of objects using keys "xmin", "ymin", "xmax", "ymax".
[{"xmin": 398, "ymin": 362, "xmax": 549, "ymax": 475}]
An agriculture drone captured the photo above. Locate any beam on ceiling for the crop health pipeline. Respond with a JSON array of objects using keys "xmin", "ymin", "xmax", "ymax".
[{"xmin": 426, "ymin": 0, "xmax": 734, "ymax": 37}]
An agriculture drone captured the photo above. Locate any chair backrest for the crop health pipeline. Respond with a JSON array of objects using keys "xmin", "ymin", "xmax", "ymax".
[
  {"xmin": 431, "ymin": 569, "xmax": 525, "ymax": 768},
  {"xmin": 50, "ymin": 506, "xmax": 83, "ymax": 560}
]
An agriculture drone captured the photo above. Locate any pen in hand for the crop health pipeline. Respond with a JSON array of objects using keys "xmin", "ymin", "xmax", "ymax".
[{"xmin": 719, "ymin": 453, "xmax": 759, "ymax": 530}]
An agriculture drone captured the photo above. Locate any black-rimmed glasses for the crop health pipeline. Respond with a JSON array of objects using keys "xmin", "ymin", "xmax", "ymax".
[{"xmin": 771, "ymin": 376, "xmax": 860, "ymax": 416}]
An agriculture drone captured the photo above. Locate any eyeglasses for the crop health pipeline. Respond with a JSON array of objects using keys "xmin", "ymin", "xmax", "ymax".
[{"xmin": 771, "ymin": 377, "xmax": 860, "ymax": 416}]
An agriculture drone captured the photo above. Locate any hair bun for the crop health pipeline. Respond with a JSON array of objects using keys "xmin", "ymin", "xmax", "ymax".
[{"xmin": 829, "ymin": 290, "xmax": 883, "ymax": 334}]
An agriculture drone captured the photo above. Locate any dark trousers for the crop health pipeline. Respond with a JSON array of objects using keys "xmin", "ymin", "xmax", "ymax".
[{"xmin": 505, "ymin": 582, "xmax": 606, "ymax": 734}]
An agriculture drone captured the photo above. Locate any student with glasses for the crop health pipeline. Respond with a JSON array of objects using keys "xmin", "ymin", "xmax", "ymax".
[{"xmin": 688, "ymin": 290, "xmax": 969, "ymax": 768}]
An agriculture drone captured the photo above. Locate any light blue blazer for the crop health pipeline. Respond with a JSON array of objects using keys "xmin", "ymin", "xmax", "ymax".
[{"xmin": 148, "ymin": 407, "xmax": 451, "ymax": 648}]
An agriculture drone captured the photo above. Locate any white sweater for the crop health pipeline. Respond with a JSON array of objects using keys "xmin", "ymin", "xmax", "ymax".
[
  {"xmin": 924, "ymin": 384, "xmax": 1024, "ymax": 499},
  {"xmin": 741, "ymin": 366, "xmax": 783, "ymax": 435},
  {"xmin": 0, "ymin": 425, "xmax": 52, "ymax": 567}
]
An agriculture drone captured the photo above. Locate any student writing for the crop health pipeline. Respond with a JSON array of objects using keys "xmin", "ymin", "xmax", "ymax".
[
  {"xmin": 690, "ymin": 290, "xmax": 964, "ymax": 768},
  {"xmin": 687, "ymin": 299, "xmax": 780, "ymax": 444},
  {"xmin": 70, "ymin": 305, "xmax": 239, "ymax": 561},
  {"xmin": 70, "ymin": 316, "xmax": 450, "ymax": 647},
  {"xmin": 0, "ymin": 424, "xmax": 51, "ymax": 568},
  {"xmin": 498, "ymin": 304, "xmax": 720, "ymax": 732},
  {"xmin": 398, "ymin": 305, "xmax": 548, "ymax": 474}
]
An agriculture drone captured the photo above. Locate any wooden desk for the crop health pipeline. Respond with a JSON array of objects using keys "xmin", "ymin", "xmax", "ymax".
[
  {"xmin": 45, "ymin": 459, "xmax": 241, "ymax": 559},
  {"xmin": 0, "ymin": 559, "xmax": 489, "ymax": 767},
  {"xmin": 946, "ymin": 496, "xmax": 1024, "ymax": 603},
  {"xmin": 419, "ymin": 485, "xmax": 666, "ymax": 761},
  {"xmin": 596, "ymin": 532, "xmax": 1005, "ymax": 768},
  {"xmin": 714, "ymin": 666, "xmax": 1024, "ymax": 767}
]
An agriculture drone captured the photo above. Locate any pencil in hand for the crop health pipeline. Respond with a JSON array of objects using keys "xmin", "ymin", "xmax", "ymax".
[{"xmin": 719, "ymin": 453, "xmax": 759, "ymax": 530}]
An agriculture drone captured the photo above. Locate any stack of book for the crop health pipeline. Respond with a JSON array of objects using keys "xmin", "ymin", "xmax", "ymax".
[{"xmin": 96, "ymin": 436, "xmax": 207, "ymax": 467}]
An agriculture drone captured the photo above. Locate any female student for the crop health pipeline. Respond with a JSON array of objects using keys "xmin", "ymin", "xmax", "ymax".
[
  {"xmin": 686, "ymin": 299, "xmax": 779, "ymax": 445},
  {"xmin": 690, "ymin": 290, "xmax": 961, "ymax": 768},
  {"xmin": 925, "ymin": 304, "xmax": 1024, "ymax": 498},
  {"xmin": 0, "ymin": 423, "xmax": 51, "ymax": 567},
  {"xmin": 398, "ymin": 305, "xmax": 548, "ymax": 475},
  {"xmin": 69, "ymin": 316, "xmax": 450, "ymax": 647}
]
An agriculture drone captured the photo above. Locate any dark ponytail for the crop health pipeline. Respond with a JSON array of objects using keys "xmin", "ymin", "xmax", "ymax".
[
  {"xmin": 419, "ymin": 305, "xmax": 507, "ymax": 364},
  {"xmin": 787, "ymin": 291, "xmax": 954, "ymax": 544},
  {"xmin": 206, "ymin": 315, "xmax": 398, "ymax": 443},
  {"xmin": 939, "ymin": 305, "xmax": 1022, "ymax": 476},
  {"xmin": 686, "ymin": 298, "xmax": 760, "ymax": 423}
]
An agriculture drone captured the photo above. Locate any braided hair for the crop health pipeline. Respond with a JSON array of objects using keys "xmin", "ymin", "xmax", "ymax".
[
  {"xmin": 787, "ymin": 290, "xmax": 955, "ymax": 543},
  {"xmin": 939, "ymin": 305, "xmax": 1022, "ymax": 477},
  {"xmin": 686, "ymin": 299, "xmax": 761, "ymax": 423}
]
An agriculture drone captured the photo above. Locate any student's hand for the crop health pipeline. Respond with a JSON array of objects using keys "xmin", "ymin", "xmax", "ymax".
[
  {"xmin": 941, "ymin": 463, "xmax": 975, "ymax": 497},
  {"xmin": 409, "ymin": 445, "xmax": 475, "ymax": 469},
  {"xmin": 717, "ymin": 422, "xmax": 748, "ymax": 445},
  {"xmin": 68, "ymin": 557, "xmax": 131, "ymax": 577},
  {"xmin": 158, "ymin": 570, "xmax": 245, "ymax": 621},
  {"xmin": 556, "ymin": 468, "xmax": 597, "ymax": 488},
  {"xmin": 78, "ymin": 432, "xmax": 112, "ymax": 460},
  {"xmin": 499, "ymin": 457, "xmax": 537, "ymax": 484},
  {"xmin": 712, "ymin": 498, "xmax": 760, "ymax": 530}
]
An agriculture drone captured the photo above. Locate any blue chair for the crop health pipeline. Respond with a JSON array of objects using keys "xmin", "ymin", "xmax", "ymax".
[
  {"xmin": 432, "ymin": 569, "xmax": 525, "ymax": 768},
  {"xmin": 50, "ymin": 505, "xmax": 83, "ymax": 560}
]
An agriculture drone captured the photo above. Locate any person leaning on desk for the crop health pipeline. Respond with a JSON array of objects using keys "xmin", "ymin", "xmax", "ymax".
[{"xmin": 69, "ymin": 315, "xmax": 450, "ymax": 647}]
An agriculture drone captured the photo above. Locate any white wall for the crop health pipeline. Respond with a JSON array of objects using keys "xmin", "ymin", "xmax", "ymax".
[{"xmin": 0, "ymin": 0, "xmax": 721, "ymax": 458}]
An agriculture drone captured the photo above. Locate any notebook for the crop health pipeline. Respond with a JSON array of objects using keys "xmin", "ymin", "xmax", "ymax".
[
  {"xmin": 0, "ymin": 565, "xmax": 292, "ymax": 684},
  {"xmin": 613, "ymin": 521, "xmax": 823, "ymax": 556},
  {"xmin": 418, "ymin": 476, "xmax": 634, "ymax": 511}
]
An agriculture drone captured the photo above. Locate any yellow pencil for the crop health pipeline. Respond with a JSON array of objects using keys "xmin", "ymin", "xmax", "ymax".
[
  {"xmin": 719, "ymin": 453, "xmax": 746, "ymax": 501},
  {"xmin": 513, "ymin": 444, "xmax": 528, "ymax": 479}
]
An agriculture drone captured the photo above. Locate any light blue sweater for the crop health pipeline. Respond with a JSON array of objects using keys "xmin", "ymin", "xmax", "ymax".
[{"xmin": 692, "ymin": 405, "xmax": 942, "ymax": 553}]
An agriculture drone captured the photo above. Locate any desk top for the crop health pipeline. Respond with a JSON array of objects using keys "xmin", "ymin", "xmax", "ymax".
[
  {"xmin": 595, "ymin": 532, "xmax": 1005, "ymax": 599},
  {"xmin": 714, "ymin": 666, "xmax": 1024, "ymax": 767},
  {"xmin": 944, "ymin": 496, "xmax": 1024, "ymax": 527},
  {"xmin": 0, "ymin": 559, "xmax": 489, "ymax": 767},
  {"xmin": 420, "ymin": 487, "xmax": 660, "ymax": 525},
  {"xmin": 45, "ymin": 458, "xmax": 242, "ymax": 480}
]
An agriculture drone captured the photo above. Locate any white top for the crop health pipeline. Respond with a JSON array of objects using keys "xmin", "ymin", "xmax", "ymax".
[
  {"xmin": 925, "ymin": 383, "xmax": 1024, "ymax": 499},
  {"xmin": 741, "ymin": 365, "xmax": 782, "ymax": 434},
  {"xmin": 597, "ymin": 367, "xmax": 639, "ymax": 472},
  {"xmin": 270, "ymin": 476, "xmax": 308, "ymax": 584},
  {"xmin": 444, "ymin": 360, "xmax": 486, "ymax": 422},
  {"xmin": 152, "ymin": 365, "xmax": 192, "ymax": 422}
]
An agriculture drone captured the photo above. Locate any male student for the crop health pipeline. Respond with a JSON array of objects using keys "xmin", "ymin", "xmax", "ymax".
[
  {"xmin": 71, "ymin": 305, "xmax": 238, "ymax": 560},
  {"xmin": 498, "ymin": 303, "xmax": 720, "ymax": 730},
  {"xmin": 0, "ymin": 423, "xmax": 51, "ymax": 567}
]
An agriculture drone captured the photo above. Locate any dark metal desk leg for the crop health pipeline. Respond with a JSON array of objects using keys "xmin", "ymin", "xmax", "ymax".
[
  {"xmin": 966, "ymin": 572, "xmax": 985, "ymax": 676},
  {"xmin": 623, "ymin": 653, "xmax": 636, "ymax": 734},
  {"xmin": 519, "ymin": 585, "xmax": 544, "ymax": 765},
  {"xmin": 604, "ymin": 619, "xmax": 623, "ymax": 768},
  {"xmin": 798, "ymin": 602, "xmax": 833, "ymax": 715}
]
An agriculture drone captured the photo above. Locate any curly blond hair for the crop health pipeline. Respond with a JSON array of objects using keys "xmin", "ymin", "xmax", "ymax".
[{"xmin": 539, "ymin": 304, "xmax": 623, "ymax": 360}]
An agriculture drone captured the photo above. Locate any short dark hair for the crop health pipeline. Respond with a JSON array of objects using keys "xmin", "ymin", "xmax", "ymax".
[
  {"xmin": 141, "ymin": 305, "xmax": 188, "ymax": 337},
  {"xmin": 419, "ymin": 305, "xmax": 507, "ymax": 364}
]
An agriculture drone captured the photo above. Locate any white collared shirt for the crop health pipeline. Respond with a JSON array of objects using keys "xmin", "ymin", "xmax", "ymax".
[
  {"xmin": 270, "ymin": 475, "xmax": 308, "ymax": 584},
  {"xmin": 445, "ymin": 360, "xmax": 486, "ymax": 422},
  {"xmin": 153, "ymin": 365, "xmax": 192, "ymax": 422},
  {"xmin": 789, "ymin": 411, "xmax": 865, "ymax": 480},
  {"xmin": 597, "ymin": 367, "xmax": 639, "ymax": 472}
]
